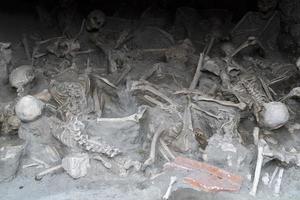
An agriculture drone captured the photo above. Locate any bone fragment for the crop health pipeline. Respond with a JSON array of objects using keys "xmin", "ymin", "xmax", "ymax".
[
  {"xmin": 159, "ymin": 139, "xmax": 175, "ymax": 160},
  {"xmin": 274, "ymin": 168, "xmax": 284, "ymax": 196},
  {"xmin": 253, "ymin": 127, "xmax": 260, "ymax": 146},
  {"xmin": 97, "ymin": 106, "xmax": 146, "ymax": 123},
  {"xmin": 115, "ymin": 64, "xmax": 132, "ymax": 85},
  {"xmin": 249, "ymin": 139, "xmax": 265, "ymax": 196},
  {"xmin": 143, "ymin": 124, "xmax": 165, "ymax": 169},
  {"xmin": 92, "ymin": 74, "xmax": 117, "ymax": 89},
  {"xmin": 92, "ymin": 155, "xmax": 112, "ymax": 169},
  {"xmin": 158, "ymin": 146, "xmax": 170, "ymax": 162},
  {"xmin": 193, "ymin": 96, "xmax": 246, "ymax": 110},
  {"xmin": 189, "ymin": 53, "xmax": 204, "ymax": 90},
  {"xmin": 35, "ymin": 164, "xmax": 63, "ymax": 180},
  {"xmin": 162, "ymin": 176, "xmax": 177, "ymax": 200},
  {"xmin": 268, "ymin": 166, "xmax": 279, "ymax": 188},
  {"xmin": 131, "ymin": 81, "xmax": 178, "ymax": 108}
]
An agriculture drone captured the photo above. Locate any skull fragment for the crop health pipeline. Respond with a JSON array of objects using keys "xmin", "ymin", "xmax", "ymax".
[
  {"xmin": 260, "ymin": 102, "xmax": 289, "ymax": 130},
  {"xmin": 86, "ymin": 10, "xmax": 106, "ymax": 32},
  {"xmin": 9, "ymin": 65, "xmax": 35, "ymax": 96},
  {"xmin": 15, "ymin": 95, "xmax": 44, "ymax": 122}
]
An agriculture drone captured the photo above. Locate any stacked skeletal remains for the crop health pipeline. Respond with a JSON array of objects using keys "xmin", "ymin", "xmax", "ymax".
[{"xmin": 1, "ymin": 1, "xmax": 300, "ymax": 198}]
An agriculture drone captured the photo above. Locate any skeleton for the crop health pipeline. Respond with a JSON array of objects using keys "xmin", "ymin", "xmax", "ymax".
[
  {"xmin": 9, "ymin": 65, "xmax": 35, "ymax": 96},
  {"xmin": 48, "ymin": 74, "xmax": 90, "ymax": 119},
  {"xmin": 250, "ymin": 127, "xmax": 300, "ymax": 196},
  {"xmin": 51, "ymin": 116, "xmax": 121, "ymax": 158},
  {"xmin": 230, "ymin": 71, "xmax": 290, "ymax": 130}
]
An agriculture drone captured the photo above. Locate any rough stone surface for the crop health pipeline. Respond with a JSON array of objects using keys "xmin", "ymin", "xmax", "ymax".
[
  {"xmin": 0, "ymin": 137, "xmax": 25, "ymax": 182},
  {"xmin": 62, "ymin": 153, "xmax": 90, "ymax": 179},
  {"xmin": 203, "ymin": 134, "xmax": 254, "ymax": 173}
]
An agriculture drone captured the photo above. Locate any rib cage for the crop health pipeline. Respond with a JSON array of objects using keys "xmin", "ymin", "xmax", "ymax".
[{"xmin": 242, "ymin": 78, "xmax": 268, "ymax": 105}]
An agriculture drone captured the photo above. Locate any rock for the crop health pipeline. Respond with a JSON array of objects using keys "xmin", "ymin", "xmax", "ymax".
[
  {"xmin": 0, "ymin": 137, "xmax": 25, "ymax": 182},
  {"xmin": 18, "ymin": 116, "xmax": 61, "ymax": 166},
  {"xmin": 260, "ymin": 102, "xmax": 290, "ymax": 130},
  {"xmin": 203, "ymin": 134, "xmax": 254, "ymax": 173},
  {"xmin": 15, "ymin": 95, "xmax": 44, "ymax": 122},
  {"xmin": 62, "ymin": 153, "xmax": 90, "ymax": 179}
]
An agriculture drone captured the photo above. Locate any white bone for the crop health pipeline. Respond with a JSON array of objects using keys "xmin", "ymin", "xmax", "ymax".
[
  {"xmin": 250, "ymin": 139, "xmax": 265, "ymax": 196},
  {"xmin": 162, "ymin": 176, "xmax": 177, "ymax": 200},
  {"xmin": 159, "ymin": 139, "xmax": 175, "ymax": 160},
  {"xmin": 253, "ymin": 127, "xmax": 260, "ymax": 146},
  {"xmin": 97, "ymin": 106, "xmax": 146, "ymax": 123},
  {"xmin": 35, "ymin": 164, "xmax": 63, "ymax": 180},
  {"xmin": 143, "ymin": 124, "xmax": 165, "ymax": 169},
  {"xmin": 268, "ymin": 166, "xmax": 279, "ymax": 188},
  {"xmin": 193, "ymin": 96, "xmax": 246, "ymax": 110},
  {"xmin": 274, "ymin": 168, "xmax": 284, "ymax": 196}
]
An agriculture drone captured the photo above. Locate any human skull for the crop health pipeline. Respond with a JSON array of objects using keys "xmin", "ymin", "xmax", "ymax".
[
  {"xmin": 86, "ymin": 10, "xmax": 106, "ymax": 32},
  {"xmin": 260, "ymin": 101, "xmax": 290, "ymax": 130},
  {"xmin": 9, "ymin": 65, "xmax": 35, "ymax": 95},
  {"xmin": 15, "ymin": 95, "xmax": 44, "ymax": 122},
  {"xmin": 258, "ymin": 0, "xmax": 278, "ymax": 13}
]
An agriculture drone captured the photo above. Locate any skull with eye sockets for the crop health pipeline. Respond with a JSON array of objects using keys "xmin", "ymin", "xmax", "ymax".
[{"xmin": 86, "ymin": 10, "xmax": 106, "ymax": 32}]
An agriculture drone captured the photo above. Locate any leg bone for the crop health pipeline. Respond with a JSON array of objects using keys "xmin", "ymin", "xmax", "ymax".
[{"xmin": 162, "ymin": 176, "xmax": 177, "ymax": 200}]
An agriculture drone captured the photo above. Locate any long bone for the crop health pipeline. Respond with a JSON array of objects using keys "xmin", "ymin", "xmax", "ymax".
[
  {"xmin": 143, "ymin": 123, "xmax": 165, "ymax": 169},
  {"xmin": 250, "ymin": 138, "xmax": 266, "ymax": 196},
  {"xmin": 97, "ymin": 106, "xmax": 146, "ymax": 123},
  {"xmin": 274, "ymin": 168, "xmax": 284, "ymax": 196},
  {"xmin": 227, "ymin": 36, "xmax": 258, "ymax": 60},
  {"xmin": 193, "ymin": 96, "xmax": 247, "ymax": 110},
  {"xmin": 280, "ymin": 87, "xmax": 300, "ymax": 101},
  {"xmin": 130, "ymin": 80, "xmax": 179, "ymax": 109},
  {"xmin": 162, "ymin": 176, "xmax": 177, "ymax": 200},
  {"xmin": 35, "ymin": 164, "xmax": 63, "ymax": 180}
]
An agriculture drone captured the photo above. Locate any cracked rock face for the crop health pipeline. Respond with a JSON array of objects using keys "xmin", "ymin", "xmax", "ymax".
[
  {"xmin": 260, "ymin": 102, "xmax": 290, "ymax": 130},
  {"xmin": 0, "ymin": 137, "xmax": 25, "ymax": 182}
]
